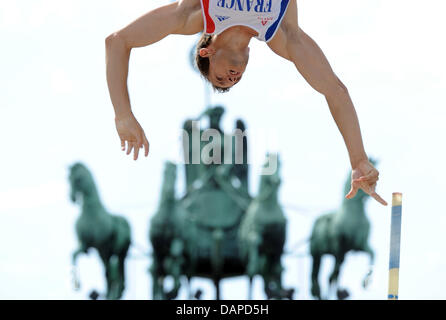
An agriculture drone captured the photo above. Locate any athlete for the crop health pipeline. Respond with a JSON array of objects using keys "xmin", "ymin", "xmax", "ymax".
[{"xmin": 105, "ymin": 0, "xmax": 388, "ymax": 206}]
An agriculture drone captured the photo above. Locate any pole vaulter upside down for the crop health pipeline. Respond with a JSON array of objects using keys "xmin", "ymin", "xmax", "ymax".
[{"xmin": 105, "ymin": 0, "xmax": 387, "ymax": 206}]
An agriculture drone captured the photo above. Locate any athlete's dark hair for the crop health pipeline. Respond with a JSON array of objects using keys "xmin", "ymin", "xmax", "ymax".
[{"xmin": 195, "ymin": 33, "xmax": 230, "ymax": 93}]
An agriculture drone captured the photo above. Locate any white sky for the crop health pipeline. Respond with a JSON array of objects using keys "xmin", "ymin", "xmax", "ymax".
[{"xmin": 1, "ymin": 0, "xmax": 446, "ymax": 300}]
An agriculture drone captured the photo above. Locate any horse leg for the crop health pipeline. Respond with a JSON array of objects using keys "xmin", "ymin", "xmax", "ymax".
[
  {"xmin": 271, "ymin": 258, "xmax": 293, "ymax": 300},
  {"xmin": 363, "ymin": 244, "xmax": 375, "ymax": 288},
  {"xmin": 153, "ymin": 275, "xmax": 166, "ymax": 300},
  {"xmin": 247, "ymin": 235, "xmax": 260, "ymax": 277},
  {"xmin": 248, "ymin": 276, "xmax": 253, "ymax": 300},
  {"xmin": 107, "ymin": 255, "xmax": 121, "ymax": 300},
  {"xmin": 186, "ymin": 276, "xmax": 192, "ymax": 300},
  {"xmin": 263, "ymin": 275, "xmax": 272, "ymax": 299},
  {"xmin": 310, "ymin": 254, "xmax": 322, "ymax": 300},
  {"xmin": 150, "ymin": 260, "xmax": 162, "ymax": 300},
  {"xmin": 104, "ymin": 263, "xmax": 113, "ymax": 299},
  {"xmin": 165, "ymin": 239, "xmax": 183, "ymax": 300},
  {"xmin": 165, "ymin": 262, "xmax": 182, "ymax": 300},
  {"xmin": 117, "ymin": 254, "xmax": 126, "ymax": 299},
  {"xmin": 214, "ymin": 278, "xmax": 221, "ymax": 300},
  {"xmin": 71, "ymin": 245, "xmax": 87, "ymax": 290},
  {"xmin": 98, "ymin": 252, "xmax": 113, "ymax": 299},
  {"xmin": 261, "ymin": 256, "xmax": 279, "ymax": 299},
  {"xmin": 71, "ymin": 246, "xmax": 85, "ymax": 265},
  {"xmin": 329, "ymin": 254, "xmax": 348, "ymax": 300},
  {"xmin": 267, "ymin": 258, "xmax": 284, "ymax": 299},
  {"xmin": 211, "ymin": 229, "xmax": 223, "ymax": 301}
]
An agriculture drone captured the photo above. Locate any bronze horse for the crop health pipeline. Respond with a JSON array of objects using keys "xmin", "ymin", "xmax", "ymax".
[
  {"xmin": 69, "ymin": 162, "xmax": 131, "ymax": 300},
  {"xmin": 239, "ymin": 154, "xmax": 294, "ymax": 300},
  {"xmin": 309, "ymin": 159, "xmax": 377, "ymax": 299},
  {"xmin": 149, "ymin": 161, "xmax": 185, "ymax": 300}
]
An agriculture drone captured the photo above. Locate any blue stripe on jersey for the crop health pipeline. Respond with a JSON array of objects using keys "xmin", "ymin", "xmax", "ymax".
[{"xmin": 265, "ymin": 0, "xmax": 289, "ymax": 42}]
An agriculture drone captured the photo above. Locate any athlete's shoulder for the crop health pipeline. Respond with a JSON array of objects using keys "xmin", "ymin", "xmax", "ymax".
[
  {"xmin": 177, "ymin": 0, "xmax": 202, "ymax": 13},
  {"xmin": 175, "ymin": 0, "xmax": 203, "ymax": 34},
  {"xmin": 279, "ymin": 0, "xmax": 298, "ymax": 36}
]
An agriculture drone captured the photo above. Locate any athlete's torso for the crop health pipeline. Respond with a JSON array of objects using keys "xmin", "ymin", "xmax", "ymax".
[{"xmin": 199, "ymin": 0, "xmax": 290, "ymax": 42}]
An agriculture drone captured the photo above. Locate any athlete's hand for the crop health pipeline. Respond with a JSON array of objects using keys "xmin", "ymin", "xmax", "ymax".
[
  {"xmin": 345, "ymin": 159, "xmax": 387, "ymax": 206},
  {"xmin": 115, "ymin": 114, "xmax": 149, "ymax": 160}
]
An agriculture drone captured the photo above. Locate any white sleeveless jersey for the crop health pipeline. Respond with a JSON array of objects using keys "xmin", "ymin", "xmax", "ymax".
[{"xmin": 200, "ymin": 0, "xmax": 290, "ymax": 42}]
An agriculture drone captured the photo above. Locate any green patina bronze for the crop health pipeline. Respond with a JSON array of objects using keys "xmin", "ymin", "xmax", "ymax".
[
  {"xmin": 239, "ymin": 154, "xmax": 294, "ymax": 300},
  {"xmin": 149, "ymin": 161, "xmax": 186, "ymax": 300},
  {"xmin": 149, "ymin": 106, "xmax": 292, "ymax": 300},
  {"xmin": 69, "ymin": 162, "xmax": 131, "ymax": 300},
  {"xmin": 309, "ymin": 158, "xmax": 377, "ymax": 300}
]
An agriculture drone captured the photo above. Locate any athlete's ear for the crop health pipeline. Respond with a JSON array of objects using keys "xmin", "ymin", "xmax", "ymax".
[{"xmin": 199, "ymin": 47, "xmax": 215, "ymax": 58}]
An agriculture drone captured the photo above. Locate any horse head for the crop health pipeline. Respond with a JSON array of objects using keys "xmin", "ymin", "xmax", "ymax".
[
  {"xmin": 68, "ymin": 162, "xmax": 97, "ymax": 204},
  {"xmin": 258, "ymin": 153, "xmax": 281, "ymax": 200},
  {"xmin": 201, "ymin": 105, "xmax": 225, "ymax": 132}
]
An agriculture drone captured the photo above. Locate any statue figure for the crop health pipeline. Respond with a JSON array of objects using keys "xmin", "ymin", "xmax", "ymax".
[
  {"xmin": 68, "ymin": 162, "xmax": 131, "ymax": 300},
  {"xmin": 200, "ymin": 106, "xmax": 226, "ymax": 188},
  {"xmin": 149, "ymin": 161, "xmax": 185, "ymax": 300},
  {"xmin": 309, "ymin": 158, "xmax": 377, "ymax": 300},
  {"xmin": 182, "ymin": 106, "xmax": 227, "ymax": 193},
  {"xmin": 239, "ymin": 154, "xmax": 294, "ymax": 300},
  {"xmin": 232, "ymin": 119, "xmax": 249, "ymax": 194},
  {"xmin": 205, "ymin": 105, "xmax": 225, "ymax": 133},
  {"xmin": 179, "ymin": 107, "xmax": 250, "ymax": 299},
  {"xmin": 149, "ymin": 106, "xmax": 290, "ymax": 300},
  {"xmin": 182, "ymin": 118, "xmax": 202, "ymax": 193}
]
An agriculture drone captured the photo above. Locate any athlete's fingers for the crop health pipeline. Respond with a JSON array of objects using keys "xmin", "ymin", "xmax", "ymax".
[
  {"xmin": 126, "ymin": 142, "xmax": 134, "ymax": 156},
  {"xmin": 134, "ymin": 138, "xmax": 144, "ymax": 160},
  {"xmin": 371, "ymin": 191, "xmax": 388, "ymax": 206},
  {"xmin": 357, "ymin": 179, "xmax": 371, "ymax": 193},
  {"xmin": 359, "ymin": 180, "xmax": 387, "ymax": 206},
  {"xmin": 125, "ymin": 141, "xmax": 130, "ymax": 155},
  {"xmin": 345, "ymin": 183, "xmax": 359, "ymax": 199},
  {"xmin": 356, "ymin": 170, "xmax": 379, "ymax": 182},
  {"xmin": 121, "ymin": 139, "xmax": 125, "ymax": 151},
  {"xmin": 354, "ymin": 176, "xmax": 378, "ymax": 184},
  {"xmin": 143, "ymin": 135, "xmax": 149, "ymax": 157},
  {"xmin": 363, "ymin": 181, "xmax": 376, "ymax": 195},
  {"xmin": 347, "ymin": 175, "xmax": 370, "ymax": 198},
  {"xmin": 133, "ymin": 142, "xmax": 140, "ymax": 160}
]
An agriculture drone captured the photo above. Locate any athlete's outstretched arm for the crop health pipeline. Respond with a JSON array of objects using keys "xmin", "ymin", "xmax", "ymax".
[
  {"xmin": 269, "ymin": 0, "xmax": 386, "ymax": 205},
  {"xmin": 282, "ymin": 27, "xmax": 387, "ymax": 205},
  {"xmin": 106, "ymin": 0, "xmax": 202, "ymax": 160}
]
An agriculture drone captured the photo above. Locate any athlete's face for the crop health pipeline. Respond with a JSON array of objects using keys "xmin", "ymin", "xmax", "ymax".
[{"xmin": 202, "ymin": 46, "xmax": 249, "ymax": 89}]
